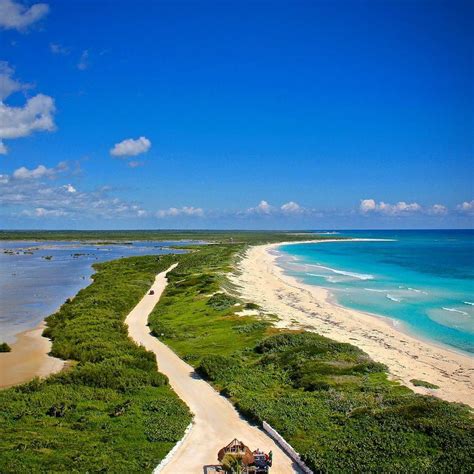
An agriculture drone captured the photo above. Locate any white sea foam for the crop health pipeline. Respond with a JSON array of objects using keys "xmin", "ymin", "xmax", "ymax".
[
  {"xmin": 307, "ymin": 273, "xmax": 339, "ymax": 283},
  {"xmin": 442, "ymin": 307, "xmax": 469, "ymax": 316},
  {"xmin": 386, "ymin": 294, "xmax": 401, "ymax": 302},
  {"xmin": 464, "ymin": 301, "xmax": 474, "ymax": 306},
  {"xmin": 307, "ymin": 264, "xmax": 374, "ymax": 281},
  {"xmin": 407, "ymin": 287, "xmax": 428, "ymax": 295},
  {"xmin": 364, "ymin": 288, "xmax": 386, "ymax": 293}
]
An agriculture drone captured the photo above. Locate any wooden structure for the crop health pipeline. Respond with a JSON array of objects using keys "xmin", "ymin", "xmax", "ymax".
[
  {"xmin": 218, "ymin": 439, "xmax": 254, "ymax": 466},
  {"xmin": 216, "ymin": 439, "xmax": 272, "ymax": 473}
]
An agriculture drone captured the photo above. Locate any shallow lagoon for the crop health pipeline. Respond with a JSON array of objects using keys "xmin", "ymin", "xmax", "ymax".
[{"xmin": 0, "ymin": 240, "xmax": 194, "ymax": 342}]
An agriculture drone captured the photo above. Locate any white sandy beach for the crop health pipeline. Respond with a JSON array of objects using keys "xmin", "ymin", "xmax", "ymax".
[
  {"xmin": 231, "ymin": 241, "xmax": 474, "ymax": 407},
  {"xmin": 0, "ymin": 322, "xmax": 64, "ymax": 389}
]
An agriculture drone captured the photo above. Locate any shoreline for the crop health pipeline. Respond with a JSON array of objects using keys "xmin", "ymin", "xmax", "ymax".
[
  {"xmin": 0, "ymin": 321, "xmax": 64, "ymax": 389},
  {"xmin": 231, "ymin": 241, "xmax": 474, "ymax": 407}
]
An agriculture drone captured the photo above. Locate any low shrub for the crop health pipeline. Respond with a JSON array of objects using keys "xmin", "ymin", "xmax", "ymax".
[
  {"xmin": 206, "ymin": 292, "xmax": 238, "ymax": 311},
  {"xmin": 0, "ymin": 342, "xmax": 11, "ymax": 352},
  {"xmin": 410, "ymin": 379, "xmax": 440, "ymax": 389}
]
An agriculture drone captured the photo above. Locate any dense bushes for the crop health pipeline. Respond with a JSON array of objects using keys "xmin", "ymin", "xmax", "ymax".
[
  {"xmin": 0, "ymin": 255, "xmax": 191, "ymax": 473},
  {"xmin": 206, "ymin": 292, "xmax": 239, "ymax": 310},
  {"xmin": 0, "ymin": 342, "xmax": 11, "ymax": 352},
  {"xmin": 149, "ymin": 244, "xmax": 474, "ymax": 473}
]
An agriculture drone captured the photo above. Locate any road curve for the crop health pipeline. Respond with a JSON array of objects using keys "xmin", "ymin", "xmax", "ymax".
[{"xmin": 125, "ymin": 264, "xmax": 301, "ymax": 473}]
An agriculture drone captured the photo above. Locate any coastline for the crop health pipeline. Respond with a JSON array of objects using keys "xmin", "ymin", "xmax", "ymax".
[
  {"xmin": 231, "ymin": 241, "xmax": 474, "ymax": 407},
  {"xmin": 0, "ymin": 321, "xmax": 64, "ymax": 389}
]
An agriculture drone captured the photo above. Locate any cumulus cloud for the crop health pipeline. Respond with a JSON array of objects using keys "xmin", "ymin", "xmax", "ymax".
[
  {"xmin": 456, "ymin": 200, "xmax": 474, "ymax": 214},
  {"xmin": 245, "ymin": 200, "xmax": 311, "ymax": 217},
  {"xmin": 428, "ymin": 204, "xmax": 448, "ymax": 215},
  {"xmin": 359, "ymin": 199, "xmax": 376, "ymax": 213},
  {"xmin": 247, "ymin": 200, "xmax": 273, "ymax": 215},
  {"xmin": 62, "ymin": 183, "xmax": 76, "ymax": 193},
  {"xmin": 156, "ymin": 206, "xmax": 204, "ymax": 218},
  {"xmin": 280, "ymin": 201, "xmax": 303, "ymax": 214},
  {"xmin": 360, "ymin": 199, "xmax": 422, "ymax": 216},
  {"xmin": 0, "ymin": 63, "xmax": 56, "ymax": 153},
  {"xmin": 0, "ymin": 0, "xmax": 49, "ymax": 31},
  {"xmin": 12, "ymin": 162, "xmax": 66, "ymax": 180},
  {"xmin": 0, "ymin": 93, "xmax": 55, "ymax": 139},
  {"xmin": 110, "ymin": 136, "xmax": 151, "ymax": 157},
  {"xmin": 0, "ymin": 61, "xmax": 31, "ymax": 100}
]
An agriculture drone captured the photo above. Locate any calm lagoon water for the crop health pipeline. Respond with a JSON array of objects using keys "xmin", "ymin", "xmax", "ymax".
[
  {"xmin": 0, "ymin": 241, "xmax": 195, "ymax": 343},
  {"xmin": 278, "ymin": 230, "xmax": 474, "ymax": 354}
]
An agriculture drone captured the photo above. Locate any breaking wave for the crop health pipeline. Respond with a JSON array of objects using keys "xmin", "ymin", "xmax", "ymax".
[
  {"xmin": 307, "ymin": 264, "xmax": 374, "ymax": 281},
  {"xmin": 442, "ymin": 307, "xmax": 469, "ymax": 316}
]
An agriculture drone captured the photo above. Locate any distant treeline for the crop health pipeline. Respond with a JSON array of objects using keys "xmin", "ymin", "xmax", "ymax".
[{"xmin": 0, "ymin": 229, "xmax": 338, "ymax": 244}]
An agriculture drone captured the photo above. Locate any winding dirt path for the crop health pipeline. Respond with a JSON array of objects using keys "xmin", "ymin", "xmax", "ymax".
[{"xmin": 125, "ymin": 264, "xmax": 300, "ymax": 473}]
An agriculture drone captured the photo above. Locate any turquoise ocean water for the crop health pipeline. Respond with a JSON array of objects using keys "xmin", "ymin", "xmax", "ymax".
[{"xmin": 278, "ymin": 230, "xmax": 474, "ymax": 354}]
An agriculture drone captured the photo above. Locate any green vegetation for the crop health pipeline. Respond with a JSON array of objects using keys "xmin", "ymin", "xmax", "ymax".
[
  {"xmin": 411, "ymin": 379, "xmax": 440, "ymax": 389},
  {"xmin": 149, "ymin": 244, "xmax": 474, "ymax": 473},
  {"xmin": 1, "ymin": 234, "xmax": 472, "ymax": 472},
  {"xmin": 0, "ymin": 255, "xmax": 191, "ymax": 473},
  {"xmin": 0, "ymin": 342, "xmax": 11, "ymax": 352}
]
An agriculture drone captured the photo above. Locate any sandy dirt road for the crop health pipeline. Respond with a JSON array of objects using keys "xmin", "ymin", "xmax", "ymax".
[{"xmin": 125, "ymin": 264, "xmax": 301, "ymax": 473}]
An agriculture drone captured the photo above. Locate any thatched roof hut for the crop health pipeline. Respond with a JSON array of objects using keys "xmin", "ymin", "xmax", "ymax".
[{"xmin": 218, "ymin": 439, "xmax": 254, "ymax": 466}]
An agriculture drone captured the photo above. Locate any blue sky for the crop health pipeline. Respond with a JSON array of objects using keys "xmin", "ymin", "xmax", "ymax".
[{"xmin": 0, "ymin": 0, "xmax": 472, "ymax": 229}]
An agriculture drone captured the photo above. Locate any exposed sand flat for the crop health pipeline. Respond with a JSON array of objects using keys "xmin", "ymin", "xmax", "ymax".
[
  {"xmin": 0, "ymin": 322, "xmax": 64, "ymax": 389},
  {"xmin": 231, "ymin": 242, "xmax": 474, "ymax": 407},
  {"xmin": 125, "ymin": 264, "xmax": 301, "ymax": 473}
]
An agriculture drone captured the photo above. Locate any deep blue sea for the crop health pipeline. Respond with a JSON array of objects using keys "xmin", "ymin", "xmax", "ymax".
[
  {"xmin": 278, "ymin": 230, "xmax": 474, "ymax": 354},
  {"xmin": 0, "ymin": 241, "xmax": 195, "ymax": 343}
]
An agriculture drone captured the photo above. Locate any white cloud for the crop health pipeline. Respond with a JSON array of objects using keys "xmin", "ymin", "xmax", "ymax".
[
  {"xmin": 110, "ymin": 136, "xmax": 151, "ymax": 157},
  {"xmin": 0, "ymin": 94, "xmax": 55, "ymax": 139},
  {"xmin": 0, "ymin": 61, "xmax": 31, "ymax": 100},
  {"xmin": 1, "ymin": 164, "xmax": 148, "ymax": 220},
  {"xmin": 62, "ymin": 183, "xmax": 76, "ymax": 193},
  {"xmin": 281, "ymin": 201, "xmax": 302, "ymax": 214},
  {"xmin": 12, "ymin": 162, "xmax": 66, "ymax": 180},
  {"xmin": 77, "ymin": 50, "xmax": 89, "ymax": 70},
  {"xmin": 50, "ymin": 42, "xmax": 69, "ymax": 55},
  {"xmin": 360, "ymin": 199, "xmax": 422, "ymax": 216},
  {"xmin": 0, "ymin": 0, "xmax": 49, "ymax": 31},
  {"xmin": 156, "ymin": 206, "xmax": 204, "ymax": 218},
  {"xmin": 456, "ymin": 200, "xmax": 474, "ymax": 214},
  {"xmin": 360, "ymin": 199, "xmax": 376, "ymax": 213},
  {"xmin": 428, "ymin": 204, "xmax": 448, "ymax": 215},
  {"xmin": 13, "ymin": 164, "xmax": 53, "ymax": 179},
  {"xmin": 247, "ymin": 200, "xmax": 273, "ymax": 215},
  {"xmin": 0, "ymin": 65, "xmax": 56, "ymax": 154},
  {"xmin": 22, "ymin": 207, "xmax": 68, "ymax": 217},
  {"xmin": 243, "ymin": 199, "xmax": 319, "ymax": 218}
]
